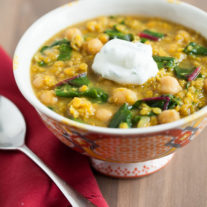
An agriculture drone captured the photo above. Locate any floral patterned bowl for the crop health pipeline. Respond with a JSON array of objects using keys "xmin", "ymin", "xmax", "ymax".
[{"xmin": 13, "ymin": 0, "xmax": 207, "ymax": 178}]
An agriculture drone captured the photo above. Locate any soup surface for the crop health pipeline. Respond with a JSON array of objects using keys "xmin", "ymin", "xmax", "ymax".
[{"xmin": 31, "ymin": 16, "xmax": 207, "ymax": 128}]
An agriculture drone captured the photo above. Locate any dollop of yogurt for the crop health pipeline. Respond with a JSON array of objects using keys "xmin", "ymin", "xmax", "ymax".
[{"xmin": 92, "ymin": 39, "xmax": 158, "ymax": 85}]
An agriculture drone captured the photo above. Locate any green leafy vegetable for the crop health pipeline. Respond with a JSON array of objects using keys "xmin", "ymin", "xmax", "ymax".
[
  {"xmin": 142, "ymin": 30, "xmax": 165, "ymax": 39},
  {"xmin": 56, "ymin": 73, "xmax": 89, "ymax": 87},
  {"xmin": 104, "ymin": 28, "xmax": 134, "ymax": 41},
  {"xmin": 132, "ymin": 116, "xmax": 142, "ymax": 125},
  {"xmin": 40, "ymin": 39, "xmax": 72, "ymax": 61},
  {"xmin": 167, "ymin": 95, "xmax": 181, "ymax": 109},
  {"xmin": 120, "ymin": 20, "xmax": 125, "ymax": 25},
  {"xmin": 55, "ymin": 85, "xmax": 108, "ymax": 103},
  {"xmin": 40, "ymin": 39, "xmax": 70, "ymax": 53},
  {"xmin": 82, "ymin": 88, "xmax": 108, "ymax": 103},
  {"xmin": 133, "ymin": 95, "xmax": 180, "ymax": 111},
  {"xmin": 40, "ymin": 46, "xmax": 50, "ymax": 53},
  {"xmin": 186, "ymin": 82, "xmax": 191, "ymax": 89},
  {"xmin": 184, "ymin": 42, "xmax": 207, "ymax": 56},
  {"xmin": 174, "ymin": 66, "xmax": 202, "ymax": 81},
  {"xmin": 108, "ymin": 103, "xmax": 132, "ymax": 128},
  {"xmin": 50, "ymin": 39, "xmax": 69, "ymax": 47},
  {"xmin": 174, "ymin": 66, "xmax": 195, "ymax": 79},
  {"xmin": 140, "ymin": 38, "xmax": 148, "ymax": 43},
  {"xmin": 153, "ymin": 56, "xmax": 176, "ymax": 69},
  {"xmin": 139, "ymin": 30, "xmax": 165, "ymax": 41},
  {"xmin": 55, "ymin": 85, "xmax": 79, "ymax": 98},
  {"xmin": 69, "ymin": 75, "xmax": 89, "ymax": 87},
  {"xmin": 57, "ymin": 43, "xmax": 72, "ymax": 61}
]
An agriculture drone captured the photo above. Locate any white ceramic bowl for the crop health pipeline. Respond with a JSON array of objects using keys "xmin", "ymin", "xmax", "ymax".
[{"xmin": 13, "ymin": 0, "xmax": 207, "ymax": 178}]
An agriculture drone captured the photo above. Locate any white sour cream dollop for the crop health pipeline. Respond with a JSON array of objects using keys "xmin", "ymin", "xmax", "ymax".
[{"xmin": 92, "ymin": 39, "xmax": 158, "ymax": 85}]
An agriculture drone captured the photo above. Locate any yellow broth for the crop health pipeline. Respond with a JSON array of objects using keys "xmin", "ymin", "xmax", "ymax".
[{"xmin": 30, "ymin": 16, "xmax": 207, "ymax": 128}]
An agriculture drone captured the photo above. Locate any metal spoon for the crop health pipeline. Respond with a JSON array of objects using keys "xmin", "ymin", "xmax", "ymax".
[{"xmin": 0, "ymin": 95, "xmax": 95, "ymax": 207}]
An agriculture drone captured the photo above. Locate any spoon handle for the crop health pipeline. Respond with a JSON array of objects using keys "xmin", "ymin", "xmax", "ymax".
[{"xmin": 18, "ymin": 145, "xmax": 96, "ymax": 207}]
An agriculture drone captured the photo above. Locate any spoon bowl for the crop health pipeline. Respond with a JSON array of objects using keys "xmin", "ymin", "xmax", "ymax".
[
  {"xmin": 0, "ymin": 96, "xmax": 25, "ymax": 149},
  {"xmin": 0, "ymin": 95, "xmax": 95, "ymax": 207}
]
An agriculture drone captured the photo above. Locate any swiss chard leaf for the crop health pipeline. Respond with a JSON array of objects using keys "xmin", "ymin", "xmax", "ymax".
[
  {"xmin": 108, "ymin": 103, "xmax": 132, "ymax": 128},
  {"xmin": 40, "ymin": 39, "xmax": 72, "ymax": 61},
  {"xmin": 174, "ymin": 66, "xmax": 196, "ymax": 80},
  {"xmin": 140, "ymin": 30, "xmax": 165, "ymax": 41},
  {"xmin": 104, "ymin": 28, "xmax": 134, "ymax": 41},
  {"xmin": 40, "ymin": 39, "xmax": 70, "ymax": 53},
  {"xmin": 50, "ymin": 39, "xmax": 69, "ymax": 47},
  {"xmin": 167, "ymin": 95, "xmax": 181, "ymax": 109},
  {"xmin": 56, "ymin": 73, "xmax": 89, "ymax": 87},
  {"xmin": 133, "ymin": 95, "xmax": 180, "ymax": 111},
  {"xmin": 142, "ymin": 30, "xmax": 165, "ymax": 39},
  {"xmin": 140, "ymin": 38, "xmax": 148, "ymax": 43},
  {"xmin": 40, "ymin": 46, "xmax": 50, "ymax": 53},
  {"xmin": 184, "ymin": 42, "xmax": 207, "ymax": 56},
  {"xmin": 55, "ymin": 85, "xmax": 79, "ymax": 98},
  {"xmin": 55, "ymin": 85, "xmax": 108, "ymax": 103},
  {"xmin": 82, "ymin": 88, "xmax": 108, "ymax": 103},
  {"xmin": 69, "ymin": 75, "xmax": 89, "ymax": 87},
  {"xmin": 57, "ymin": 43, "xmax": 72, "ymax": 61},
  {"xmin": 153, "ymin": 56, "xmax": 176, "ymax": 69}
]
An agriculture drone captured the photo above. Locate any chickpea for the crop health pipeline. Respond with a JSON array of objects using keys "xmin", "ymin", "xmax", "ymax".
[
  {"xmin": 87, "ymin": 38, "xmax": 103, "ymax": 55},
  {"xmin": 33, "ymin": 75, "xmax": 44, "ymax": 88},
  {"xmin": 65, "ymin": 28, "xmax": 82, "ymax": 41},
  {"xmin": 158, "ymin": 110, "xmax": 180, "ymax": 124},
  {"xmin": 40, "ymin": 90, "xmax": 58, "ymax": 105},
  {"xmin": 111, "ymin": 88, "xmax": 137, "ymax": 105},
  {"xmin": 98, "ymin": 33, "xmax": 109, "ymax": 44},
  {"xmin": 95, "ymin": 108, "xmax": 113, "ymax": 122},
  {"xmin": 203, "ymin": 79, "xmax": 207, "ymax": 93},
  {"xmin": 86, "ymin": 21, "xmax": 97, "ymax": 32},
  {"xmin": 71, "ymin": 35, "xmax": 84, "ymax": 50},
  {"xmin": 159, "ymin": 76, "xmax": 182, "ymax": 95}
]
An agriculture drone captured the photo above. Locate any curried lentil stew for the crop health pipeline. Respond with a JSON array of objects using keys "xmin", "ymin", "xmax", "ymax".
[{"xmin": 31, "ymin": 16, "xmax": 207, "ymax": 128}]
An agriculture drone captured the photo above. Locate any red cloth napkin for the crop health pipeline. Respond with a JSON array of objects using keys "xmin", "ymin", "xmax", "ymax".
[{"xmin": 0, "ymin": 47, "xmax": 109, "ymax": 207}]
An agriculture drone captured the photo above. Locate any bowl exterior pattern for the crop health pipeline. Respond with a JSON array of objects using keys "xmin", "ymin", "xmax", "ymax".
[{"xmin": 40, "ymin": 112, "xmax": 207, "ymax": 163}]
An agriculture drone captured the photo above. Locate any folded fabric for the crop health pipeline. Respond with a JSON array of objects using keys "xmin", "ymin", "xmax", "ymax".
[{"xmin": 0, "ymin": 46, "xmax": 108, "ymax": 207}]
